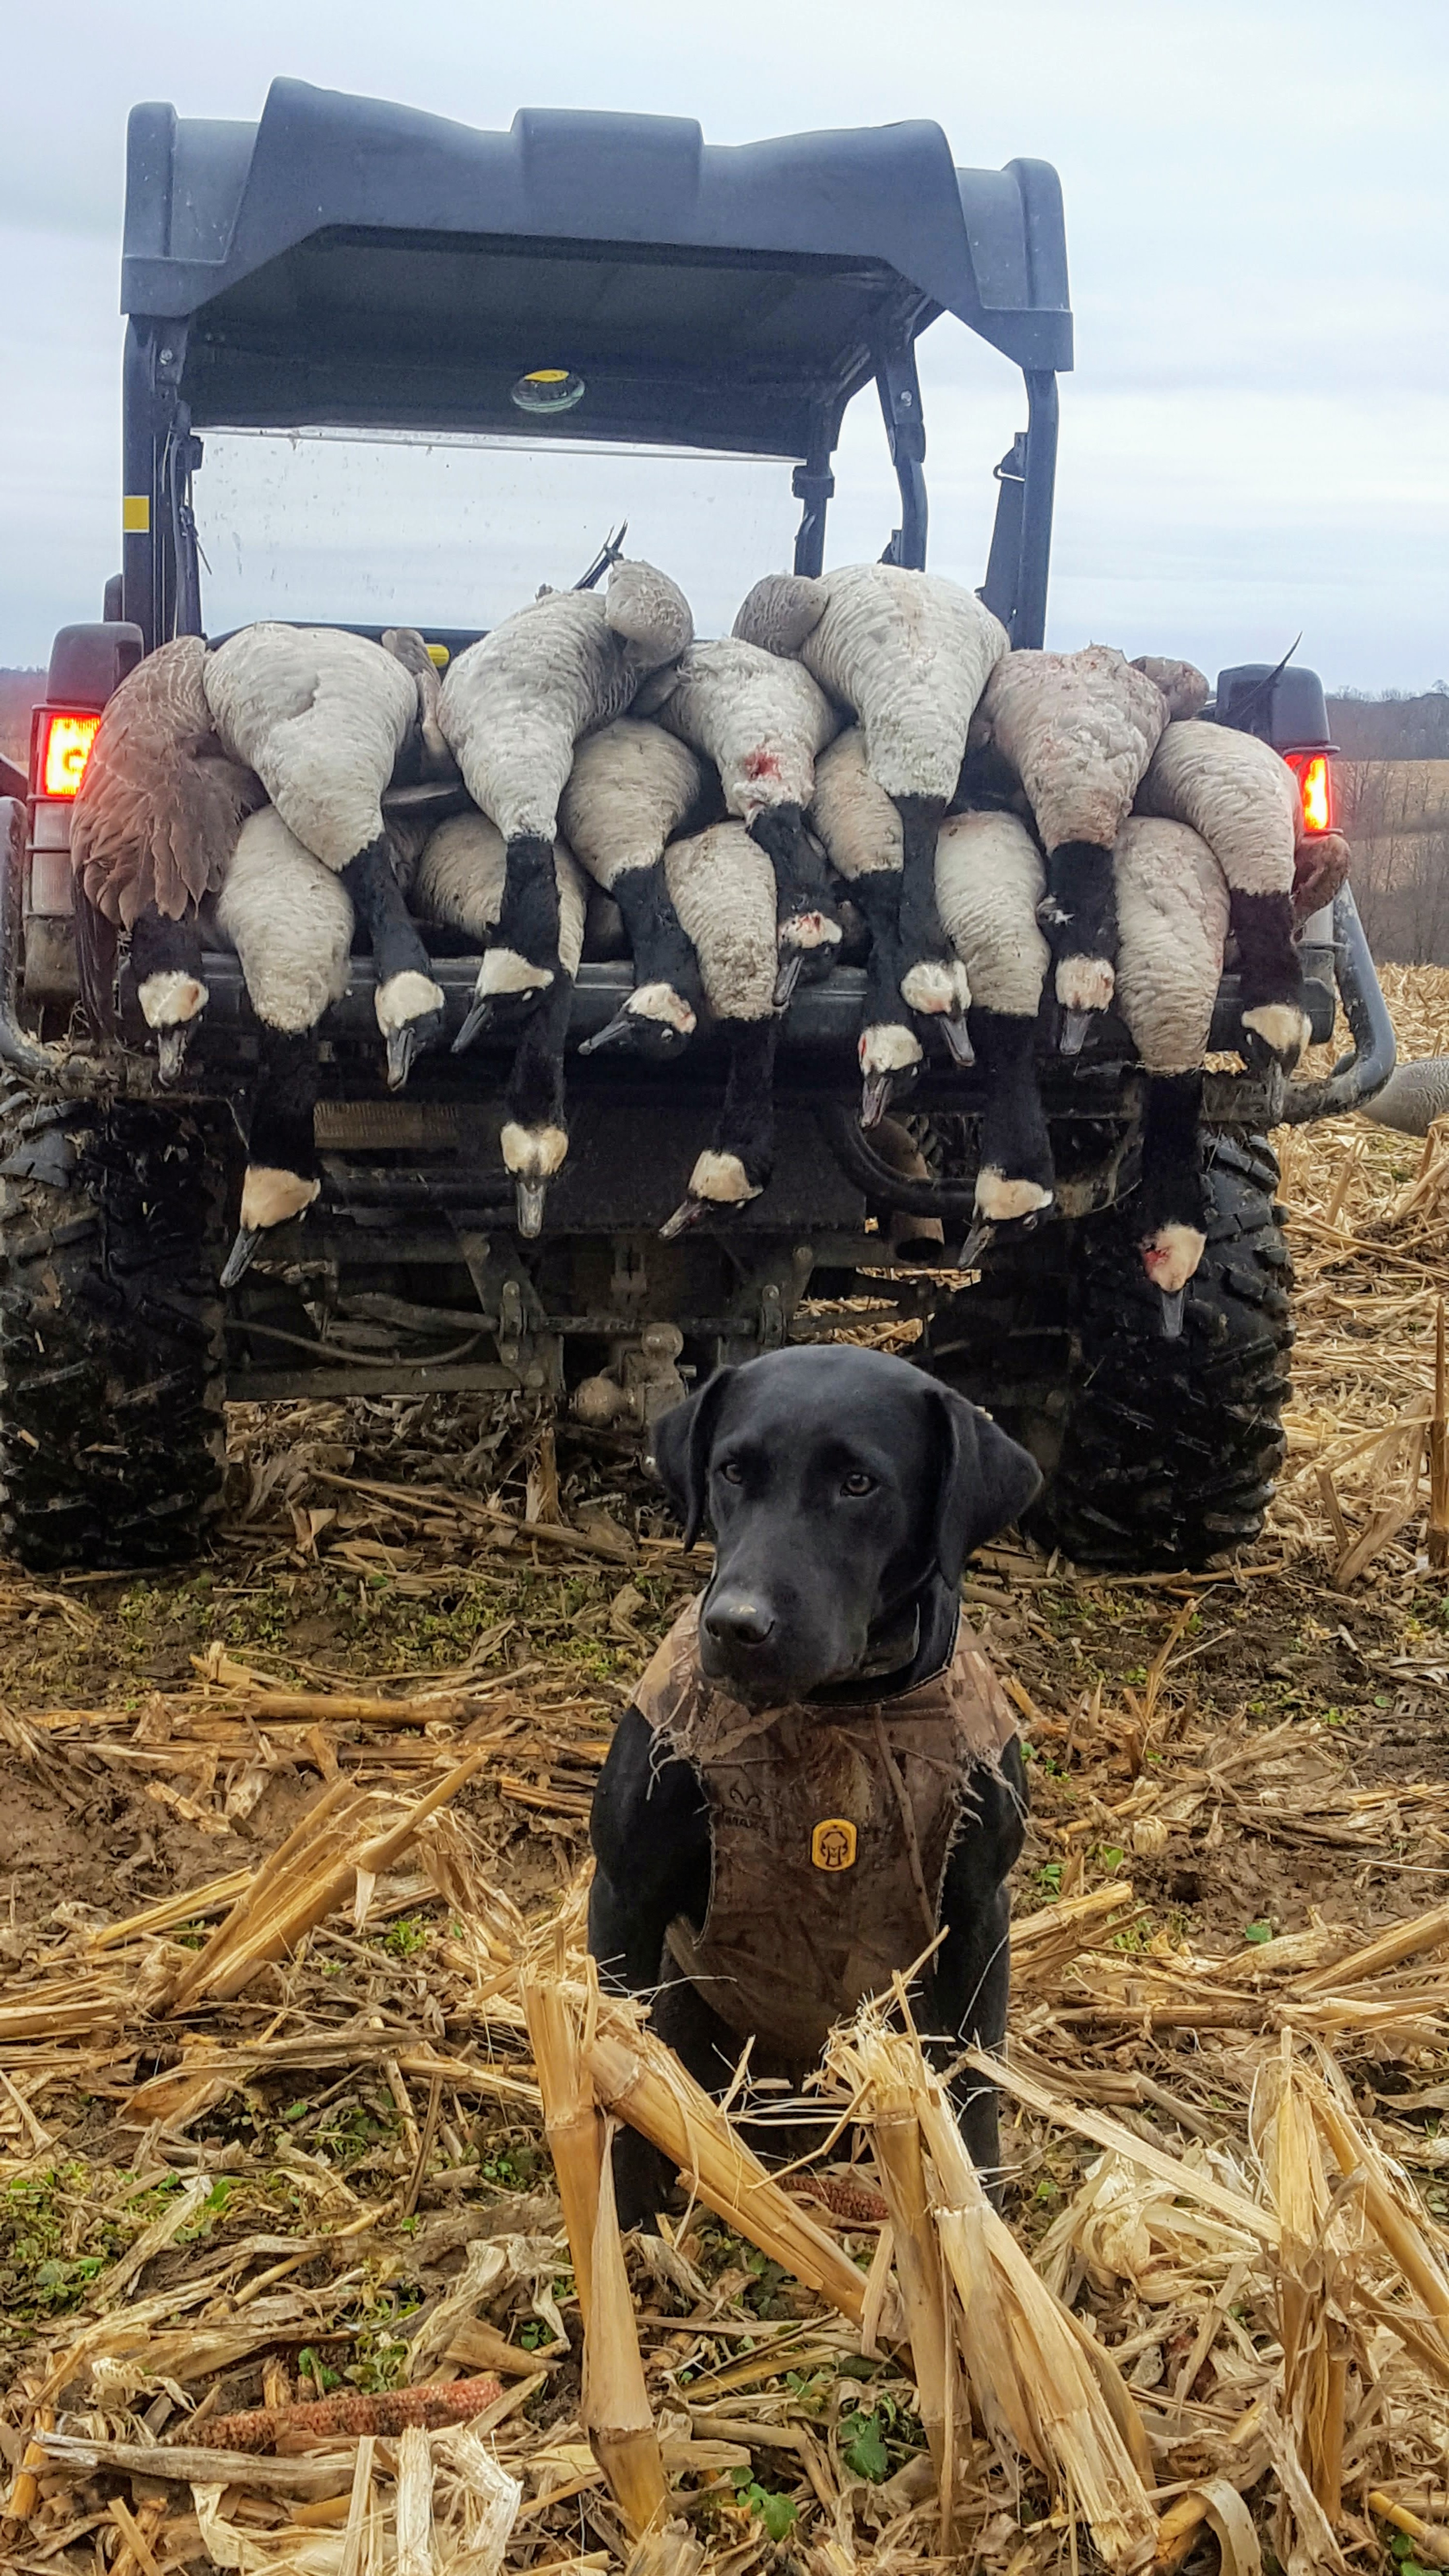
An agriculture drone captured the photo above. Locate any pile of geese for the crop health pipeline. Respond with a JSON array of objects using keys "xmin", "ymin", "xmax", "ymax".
[{"xmin": 71, "ymin": 544, "xmax": 1350, "ymax": 1323}]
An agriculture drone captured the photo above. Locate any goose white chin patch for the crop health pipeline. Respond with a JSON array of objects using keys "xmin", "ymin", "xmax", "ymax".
[
  {"xmin": 900, "ymin": 960, "xmax": 967, "ymax": 1016},
  {"xmin": 974, "ymin": 1168, "xmax": 1054, "ymax": 1224},
  {"xmin": 859, "ymin": 1023, "xmax": 923, "ymax": 1074},
  {"xmin": 688, "ymin": 1149, "xmax": 758, "ymax": 1206},
  {"xmin": 1142, "ymin": 1224, "xmax": 1206, "ymax": 1295},
  {"xmin": 781, "ymin": 913, "xmax": 843, "ymax": 951},
  {"xmin": 374, "ymin": 969, "xmax": 445, "ymax": 1034},
  {"xmin": 1242, "ymin": 1002, "xmax": 1311, "ymax": 1064},
  {"xmin": 239, "ymin": 1165, "xmax": 321, "ymax": 1230},
  {"xmin": 138, "ymin": 970, "xmax": 209, "ymax": 1030},
  {"xmin": 500, "ymin": 1121, "xmax": 569, "ymax": 1179},
  {"xmin": 1055, "ymin": 957, "xmax": 1115, "ymax": 1013},
  {"xmin": 627, "ymin": 982, "xmax": 696, "ymax": 1034},
  {"xmin": 481, "ymin": 948, "xmax": 553, "ymax": 998}
]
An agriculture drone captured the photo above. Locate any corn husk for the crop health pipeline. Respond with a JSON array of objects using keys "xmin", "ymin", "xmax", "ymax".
[
  {"xmin": 833, "ymin": 2012, "xmax": 1158, "ymax": 2575},
  {"xmin": 581, "ymin": 2129, "xmax": 668, "ymax": 2538},
  {"xmin": 520, "ymin": 1948, "xmax": 606, "ymax": 2332},
  {"xmin": 869, "ymin": 2082, "xmax": 963, "ymax": 2543},
  {"xmin": 585, "ymin": 2013, "xmax": 868, "ymax": 2324}
]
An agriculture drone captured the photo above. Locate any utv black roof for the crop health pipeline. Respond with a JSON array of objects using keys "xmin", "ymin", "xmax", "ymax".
[
  {"xmin": 123, "ymin": 79, "xmax": 1072, "ymax": 455},
  {"xmin": 118, "ymin": 82, "xmax": 1071, "ymax": 652}
]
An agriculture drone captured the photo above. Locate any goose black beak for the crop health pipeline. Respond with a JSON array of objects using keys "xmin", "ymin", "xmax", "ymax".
[
  {"xmin": 773, "ymin": 949, "xmax": 805, "ymax": 1012},
  {"xmin": 957, "ymin": 1219, "xmax": 996, "ymax": 1271},
  {"xmin": 220, "ymin": 1225, "xmax": 263, "ymax": 1289},
  {"xmin": 1059, "ymin": 1009, "xmax": 1093, "ymax": 1057},
  {"xmin": 452, "ymin": 995, "xmax": 495, "ymax": 1055},
  {"xmin": 515, "ymin": 1176, "xmax": 549, "ymax": 1238},
  {"xmin": 386, "ymin": 1024, "xmax": 418, "ymax": 1091},
  {"xmin": 156, "ymin": 1025, "xmax": 192, "ymax": 1087},
  {"xmin": 1159, "ymin": 1286, "xmax": 1187, "ymax": 1340},
  {"xmin": 659, "ymin": 1194, "xmax": 708, "ymax": 1241},
  {"xmin": 578, "ymin": 1008, "xmax": 642, "ymax": 1058},
  {"xmin": 938, "ymin": 1014, "xmax": 975, "ymax": 1068},
  {"xmin": 860, "ymin": 1071, "xmax": 894, "ymax": 1129}
]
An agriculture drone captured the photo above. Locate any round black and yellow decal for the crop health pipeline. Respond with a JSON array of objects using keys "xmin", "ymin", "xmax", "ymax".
[
  {"xmin": 811, "ymin": 1818, "xmax": 858, "ymax": 1872},
  {"xmin": 511, "ymin": 368, "xmax": 586, "ymax": 416}
]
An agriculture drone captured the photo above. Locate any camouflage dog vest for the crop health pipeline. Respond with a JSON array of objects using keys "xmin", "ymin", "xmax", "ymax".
[{"xmin": 633, "ymin": 1595, "xmax": 1018, "ymax": 2070}]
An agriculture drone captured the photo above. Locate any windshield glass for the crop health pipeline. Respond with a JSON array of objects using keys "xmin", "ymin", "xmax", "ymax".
[{"xmin": 192, "ymin": 428, "xmax": 805, "ymax": 641}]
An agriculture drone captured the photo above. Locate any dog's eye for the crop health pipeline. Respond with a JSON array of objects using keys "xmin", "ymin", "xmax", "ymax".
[
  {"xmin": 718, "ymin": 1462, "xmax": 744, "ymax": 1486},
  {"xmin": 841, "ymin": 1470, "xmax": 875, "ymax": 1497}
]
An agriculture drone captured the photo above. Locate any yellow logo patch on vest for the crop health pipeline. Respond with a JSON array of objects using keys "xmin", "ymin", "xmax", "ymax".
[{"xmin": 811, "ymin": 1817, "xmax": 858, "ymax": 1872}]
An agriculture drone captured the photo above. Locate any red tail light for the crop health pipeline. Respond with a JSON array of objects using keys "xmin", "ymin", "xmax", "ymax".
[
  {"xmin": 1283, "ymin": 750, "xmax": 1333, "ymax": 836},
  {"xmin": 32, "ymin": 708, "xmax": 100, "ymax": 801}
]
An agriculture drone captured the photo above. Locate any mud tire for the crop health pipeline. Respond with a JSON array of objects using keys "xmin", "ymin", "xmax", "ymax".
[
  {"xmin": 0, "ymin": 1091, "xmax": 228, "ymax": 1570},
  {"xmin": 921, "ymin": 1134, "xmax": 1293, "ymax": 1571}
]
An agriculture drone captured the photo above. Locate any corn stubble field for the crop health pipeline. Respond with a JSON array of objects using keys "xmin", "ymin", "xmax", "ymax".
[{"xmin": 2, "ymin": 969, "xmax": 1449, "ymax": 2576}]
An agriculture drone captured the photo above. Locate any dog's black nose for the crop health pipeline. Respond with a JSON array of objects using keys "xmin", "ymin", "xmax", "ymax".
[{"xmin": 704, "ymin": 1593, "xmax": 775, "ymax": 1649}]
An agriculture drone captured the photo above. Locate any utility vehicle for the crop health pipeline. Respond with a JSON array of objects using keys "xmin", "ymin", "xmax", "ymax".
[{"xmin": 1, "ymin": 80, "xmax": 1394, "ymax": 1573}]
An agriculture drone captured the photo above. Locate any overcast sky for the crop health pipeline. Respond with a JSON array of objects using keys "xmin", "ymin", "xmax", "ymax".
[{"xmin": 1, "ymin": 0, "xmax": 1444, "ymax": 688}]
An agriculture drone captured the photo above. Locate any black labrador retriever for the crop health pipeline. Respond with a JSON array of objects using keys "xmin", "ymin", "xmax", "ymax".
[{"xmin": 589, "ymin": 1343, "xmax": 1041, "ymax": 2225}]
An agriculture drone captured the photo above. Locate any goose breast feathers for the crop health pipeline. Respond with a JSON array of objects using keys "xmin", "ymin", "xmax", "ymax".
[
  {"xmin": 70, "ymin": 636, "xmax": 261, "ymax": 928},
  {"xmin": 1111, "ymin": 815, "xmax": 1230, "ymax": 1073},
  {"xmin": 212, "ymin": 806, "xmax": 355, "ymax": 1036},
  {"xmin": 656, "ymin": 638, "xmax": 838, "ymax": 816},
  {"xmin": 976, "ymin": 644, "xmax": 1169, "ymax": 854},
  {"xmin": 737, "ymin": 563, "xmax": 1008, "ymax": 803},
  {"xmin": 934, "ymin": 809, "xmax": 1049, "ymax": 1019},
  {"xmin": 808, "ymin": 727, "xmax": 901, "ymax": 881},
  {"xmin": 558, "ymin": 718, "xmax": 702, "ymax": 887},
  {"xmin": 415, "ymin": 813, "xmax": 587, "ymax": 976},
  {"xmin": 203, "ymin": 625, "xmax": 416, "ymax": 871},
  {"xmin": 440, "ymin": 560, "xmax": 692, "ymax": 843},
  {"xmin": 1135, "ymin": 718, "xmax": 1298, "ymax": 897},
  {"xmin": 664, "ymin": 822, "xmax": 777, "ymax": 1023}
]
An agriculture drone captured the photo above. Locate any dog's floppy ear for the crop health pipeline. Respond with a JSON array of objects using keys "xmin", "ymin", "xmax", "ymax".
[
  {"xmin": 926, "ymin": 1383, "xmax": 1042, "ymax": 1587},
  {"xmin": 648, "ymin": 1368, "xmax": 737, "ymax": 1547}
]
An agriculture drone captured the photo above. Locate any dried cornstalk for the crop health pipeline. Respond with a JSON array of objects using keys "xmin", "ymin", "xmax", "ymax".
[
  {"xmin": 1310, "ymin": 2081, "xmax": 1449, "ymax": 2375},
  {"xmin": 585, "ymin": 2013, "xmax": 867, "ymax": 2325},
  {"xmin": 870, "ymin": 2078, "xmax": 964, "ymax": 2545},
  {"xmin": 1423, "ymin": 1298, "xmax": 1433, "ymax": 1556},
  {"xmin": 394, "ymin": 2423, "xmax": 435, "ymax": 2576},
  {"xmin": 163, "ymin": 1748, "xmax": 490, "ymax": 2008},
  {"xmin": 1257, "ymin": 2041, "xmax": 1349, "ymax": 2550},
  {"xmin": 521, "ymin": 1948, "xmax": 606, "ymax": 2331},
  {"xmin": 913, "ymin": 2067, "xmax": 1157, "ymax": 2575},
  {"xmin": 582, "ymin": 2126, "xmax": 668, "ymax": 2538}
]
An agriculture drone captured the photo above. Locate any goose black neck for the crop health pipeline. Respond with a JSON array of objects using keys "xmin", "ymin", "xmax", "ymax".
[
  {"xmin": 970, "ymin": 1007, "xmax": 1054, "ymax": 1188},
  {"xmin": 130, "ymin": 908, "xmax": 204, "ymax": 983},
  {"xmin": 610, "ymin": 859, "xmax": 703, "ymax": 1007},
  {"xmin": 504, "ymin": 974, "xmax": 574, "ymax": 1130},
  {"xmin": 1229, "ymin": 889, "xmax": 1302, "ymax": 1009},
  {"xmin": 249, "ymin": 1031, "xmax": 322, "ymax": 1182},
  {"xmin": 1045, "ymin": 840, "xmax": 1117, "ymax": 965},
  {"xmin": 1139, "ymin": 1070, "xmax": 1208, "ymax": 1233},
  {"xmin": 340, "ymin": 835, "xmax": 434, "ymax": 986},
  {"xmin": 498, "ymin": 834, "xmax": 563, "ymax": 974},
  {"xmin": 747, "ymin": 803, "xmax": 833, "ymax": 921},
  {"xmin": 715, "ymin": 1013, "xmax": 779, "ymax": 1188},
  {"xmin": 892, "ymin": 793, "xmax": 949, "ymax": 960}
]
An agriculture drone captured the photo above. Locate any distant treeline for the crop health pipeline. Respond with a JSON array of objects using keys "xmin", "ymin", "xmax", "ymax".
[{"xmin": 1328, "ymin": 688, "xmax": 1449, "ymax": 761}]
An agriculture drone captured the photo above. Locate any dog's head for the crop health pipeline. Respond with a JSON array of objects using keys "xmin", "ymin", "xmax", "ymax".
[{"xmin": 651, "ymin": 1344, "xmax": 1040, "ymax": 1705}]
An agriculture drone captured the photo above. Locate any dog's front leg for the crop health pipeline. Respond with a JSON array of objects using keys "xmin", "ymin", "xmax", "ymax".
[
  {"xmin": 924, "ymin": 1743, "xmax": 1028, "ymax": 2200},
  {"xmin": 589, "ymin": 1706, "xmax": 712, "ymax": 2227}
]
